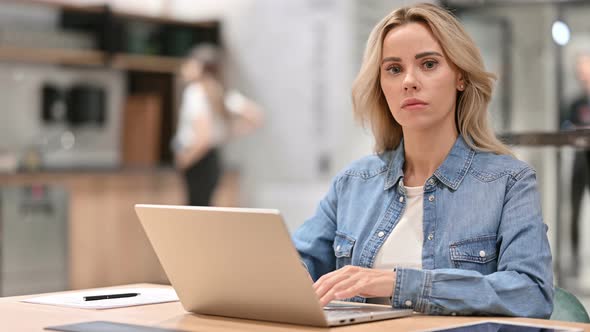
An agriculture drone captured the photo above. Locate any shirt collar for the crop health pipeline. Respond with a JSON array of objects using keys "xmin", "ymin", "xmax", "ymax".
[{"xmin": 384, "ymin": 135, "xmax": 475, "ymax": 191}]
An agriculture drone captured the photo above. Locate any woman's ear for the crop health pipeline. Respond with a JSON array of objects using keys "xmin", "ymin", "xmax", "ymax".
[{"xmin": 456, "ymin": 74, "xmax": 465, "ymax": 91}]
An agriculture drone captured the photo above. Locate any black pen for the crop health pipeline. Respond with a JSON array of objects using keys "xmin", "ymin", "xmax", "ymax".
[{"xmin": 83, "ymin": 292, "xmax": 140, "ymax": 301}]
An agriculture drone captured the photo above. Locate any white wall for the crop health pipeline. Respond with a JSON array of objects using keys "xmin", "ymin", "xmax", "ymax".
[{"xmin": 220, "ymin": 0, "xmax": 361, "ymax": 230}]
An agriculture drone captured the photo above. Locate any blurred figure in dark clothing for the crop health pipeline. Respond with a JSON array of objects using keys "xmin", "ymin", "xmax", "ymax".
[
  {"xmin": 172, "ymin": 45, "xmax": 263, "ymax": 206},
  {"xmin": 564, "ymin": 53, "xmax": 590, "ymax": 271}
]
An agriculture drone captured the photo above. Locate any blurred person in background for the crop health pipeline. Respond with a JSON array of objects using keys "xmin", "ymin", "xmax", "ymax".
[
  {"xmin": 172, "ymin": 44, "xmax": 263, "ymax": 206},
  {"xmin": 563, "ymin": 53, "xmax": 590, "ymax": 273},
  {"xmin": 292, "ymin": 3, "xmax": 553, "ymax": 318}
]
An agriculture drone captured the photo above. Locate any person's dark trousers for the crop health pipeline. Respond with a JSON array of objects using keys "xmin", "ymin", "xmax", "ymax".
[
  {"xmin": 571, "ymin": 149, "xmax": 590, "ymax": 270},
  {"xmin": 183, "ymin": 148, "xmax": 222, "ymax": 206}
]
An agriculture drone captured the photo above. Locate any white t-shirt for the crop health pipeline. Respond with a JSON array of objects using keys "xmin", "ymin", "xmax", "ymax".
[
  {"xmin": 172, "ymin": 83, "xmax": 246, "ymax": 153},
  {"xmin": 369, "ymin": 185, "xmax": 424, "ymax": 304}
]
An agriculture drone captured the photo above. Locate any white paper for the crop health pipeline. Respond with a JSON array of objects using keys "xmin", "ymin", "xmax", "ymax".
[{"xmin": 21, "ymin": 287, "xmax": 179, "ymax": 310}]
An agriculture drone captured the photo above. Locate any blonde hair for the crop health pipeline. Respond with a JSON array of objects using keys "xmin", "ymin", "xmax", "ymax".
[{"xmin": 351, "ymin": 3, "xmax": 512, "ymax": 156}]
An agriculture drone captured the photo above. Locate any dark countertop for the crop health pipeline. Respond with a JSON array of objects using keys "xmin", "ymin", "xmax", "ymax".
[
  {"xmin": 0, "ymin": 165, "xmax": 177, "ymax": 175},
  {"xmin": 0, "ymin": 166, "xmax": 181, "ymax": 183},
  {"xmin": 500, "ymin": 129, "xmax": 590, "ymax": 148}
]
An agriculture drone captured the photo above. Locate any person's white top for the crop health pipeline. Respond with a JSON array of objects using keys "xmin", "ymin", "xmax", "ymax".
[
  {"xmin": 172, "ymin": 83, "xmax": 246, "ymax": 153},
  {"xmin": 370, "ymin": 185, "xmax": 424, "ymax": 305},
  {"xmin": 373, "ymin": 184, "xmax": 424, "ymax": 271}
]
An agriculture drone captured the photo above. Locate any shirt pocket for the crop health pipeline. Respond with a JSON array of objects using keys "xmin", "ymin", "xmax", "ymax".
[
  {"xmin": 333, "ymin": 231, "xmax": 356, "ymax": 269},
  {"xmin": 449, "ymin": 235, "xmax": 498, "ymax": 275}
]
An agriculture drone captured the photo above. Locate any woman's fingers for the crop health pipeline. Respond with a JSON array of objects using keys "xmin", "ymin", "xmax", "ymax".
[
  {"xmin": 314, "ymin": 267, "xmax": 396, "ymax": 306},
  {"xmin": 319, "ymin": 275, "xmax": 363, "ymax": 306},
  {"xmin": 314, "ymin": 266, "xmax": 362, "ymax": 305},
  {"xmin": 313, "ymin": 269, "xmax": 336, "ymax": 290},
  {"xmin": 314, "ymin": 270, "xmax": 351, "ymax": 301},
  {"xmin": 334, "ymin": 282, "xmax": 363, "ymax": 300}
]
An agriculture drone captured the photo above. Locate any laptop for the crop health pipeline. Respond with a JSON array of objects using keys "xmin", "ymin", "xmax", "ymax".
[{"xmin": 135, "ymin": 204, "xmax": 413, "ymax": 327}]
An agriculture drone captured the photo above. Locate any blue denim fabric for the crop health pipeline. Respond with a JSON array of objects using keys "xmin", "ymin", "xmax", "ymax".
[{"xmin": 292, "ymin": 136, "xmax": 554, "ymax": 318}]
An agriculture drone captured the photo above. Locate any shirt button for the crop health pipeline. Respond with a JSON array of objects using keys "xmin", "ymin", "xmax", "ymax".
[
  {"xmin": 404, "ymin": 300, "xmax": 412, "ymax": 307},
  {"xmin": 428, "ymin": 178, "xmax": 435, "ymax": 185},
  {"xmin": 377, "ymin": 231, "xmax": 385, "ymax": 238},
  {"xmin": 336, "ymin": 245, "xmax": 341, "ymax": 251},
  {"xmin": 399, "ymin": 196, "xmax": 404, "ymax": 203},
  {"xmin": 479, "ymin": 250, "xmax": 486, "ymax": 258},
  {"xmin": 428, "ymin": 234, "xmax": 434, "ymax": 241},
  {"xmin": 428, "ymin": 195, "xmax": 435, "ymax": 202}
]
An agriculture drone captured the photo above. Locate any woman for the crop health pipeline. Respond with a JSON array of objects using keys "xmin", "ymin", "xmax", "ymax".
[
  {"xmin": 172, "ymin": 45, "xmax": 263, "ymax": 206},
  {"xmin": 564, "ymin": 53, "xmax": 590, "ymax": 274},
  {"xmin": 292, "ymin": 3, "xmax": 553, "ymax": 317}
]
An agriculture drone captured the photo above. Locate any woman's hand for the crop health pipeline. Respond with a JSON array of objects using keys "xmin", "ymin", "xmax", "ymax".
[
  {"xmin": 313, "ymin": 266, "xmax": 396, "ymax": 307},
  {"xmin": 230, "ymin": 101, "xmax": 264, "ymax": 137}
]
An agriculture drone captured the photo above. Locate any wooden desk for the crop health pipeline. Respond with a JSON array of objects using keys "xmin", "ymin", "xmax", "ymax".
[{"xmin": 2, "ymin": 284, "xmax": 589, "ymax": 331}]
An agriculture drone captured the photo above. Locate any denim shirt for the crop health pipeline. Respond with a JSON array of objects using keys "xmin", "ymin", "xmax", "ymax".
[{"xmin": 292, "ymin": 136, "xmax": 554, "ymax": 318}]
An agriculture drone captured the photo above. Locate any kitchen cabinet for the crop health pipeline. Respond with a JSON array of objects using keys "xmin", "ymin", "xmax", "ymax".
[
  {"xmin": 0, "ymin": 169, "xmax": 239, "ymax": 290},
  {"xmin": 0, "ymin": 185, "xmax": 68, "ymax": 296}
]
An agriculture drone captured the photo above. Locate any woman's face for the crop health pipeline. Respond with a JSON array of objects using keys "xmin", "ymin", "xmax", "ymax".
[
  {"xmin": 576, "ymin": 55, "xmax": 590, "ymax": 92},
  {"xmin": 380, "ymin": 22, "xmax": 464, "ymax": 133}
]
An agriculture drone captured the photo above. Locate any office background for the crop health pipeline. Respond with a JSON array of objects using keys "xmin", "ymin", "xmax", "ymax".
[{"xmin": 0, "ymin": 0, "xmax": 588, "ymax": 314}]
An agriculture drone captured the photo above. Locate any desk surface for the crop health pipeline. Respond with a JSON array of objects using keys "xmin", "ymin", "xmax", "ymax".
[{"xmin": 2, "ymin": 284, "xmax": 590, "ymax": 332}]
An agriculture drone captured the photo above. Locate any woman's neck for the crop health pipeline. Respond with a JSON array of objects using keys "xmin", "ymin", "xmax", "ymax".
[{"xmin": 402, "ymin": 125, "xmax": 458, "ymax": 187}]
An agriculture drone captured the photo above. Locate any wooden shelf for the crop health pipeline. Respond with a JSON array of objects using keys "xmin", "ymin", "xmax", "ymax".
[
  {"xmin": 114, "ymin": 11, "xmax": 218, "ymax": 29},
  {"xmin": 0, "ymin": 1, "xmax": 217, "ymax": 73},
  {"xmin": 111, "ymin": 53, "xmax": 183, "ymax": 73},
  {"xmin": 0, "ymin": 47, "xmax": 186, "ymax": 73},
  {"xmin": 1, "ymin": 0, "xmax": 218, "ymax": 28},
  {"xmin": 0, "ymin": 46, "xmax": 105, "ymax": 66},
  {"xmin": 1, "ymin": 0, "xmax": 105, "ymax": 14}
]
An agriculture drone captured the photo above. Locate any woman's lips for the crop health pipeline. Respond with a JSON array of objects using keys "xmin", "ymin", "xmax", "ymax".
[
  {"xmin": 401, "ymin": 98, "xmax": 429, "ymax": 110},
  {"xmin": 402, "ymin": 103, "xmax": 428, "ymax": 110}
]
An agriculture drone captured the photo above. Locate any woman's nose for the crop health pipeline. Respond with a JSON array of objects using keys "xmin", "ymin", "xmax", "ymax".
[{"xmin": 402, "ymin": 70, "xmax": 419, "ymax": 91}]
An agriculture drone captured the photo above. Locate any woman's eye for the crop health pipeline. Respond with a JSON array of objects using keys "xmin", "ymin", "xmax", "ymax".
[
  {"xmin": 423, "ymin": 60, "xmax": 438, "ymax": 70},
  {"xmin": 388, "ymin": 65, "xmax": 402, "ymax": 74}
]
